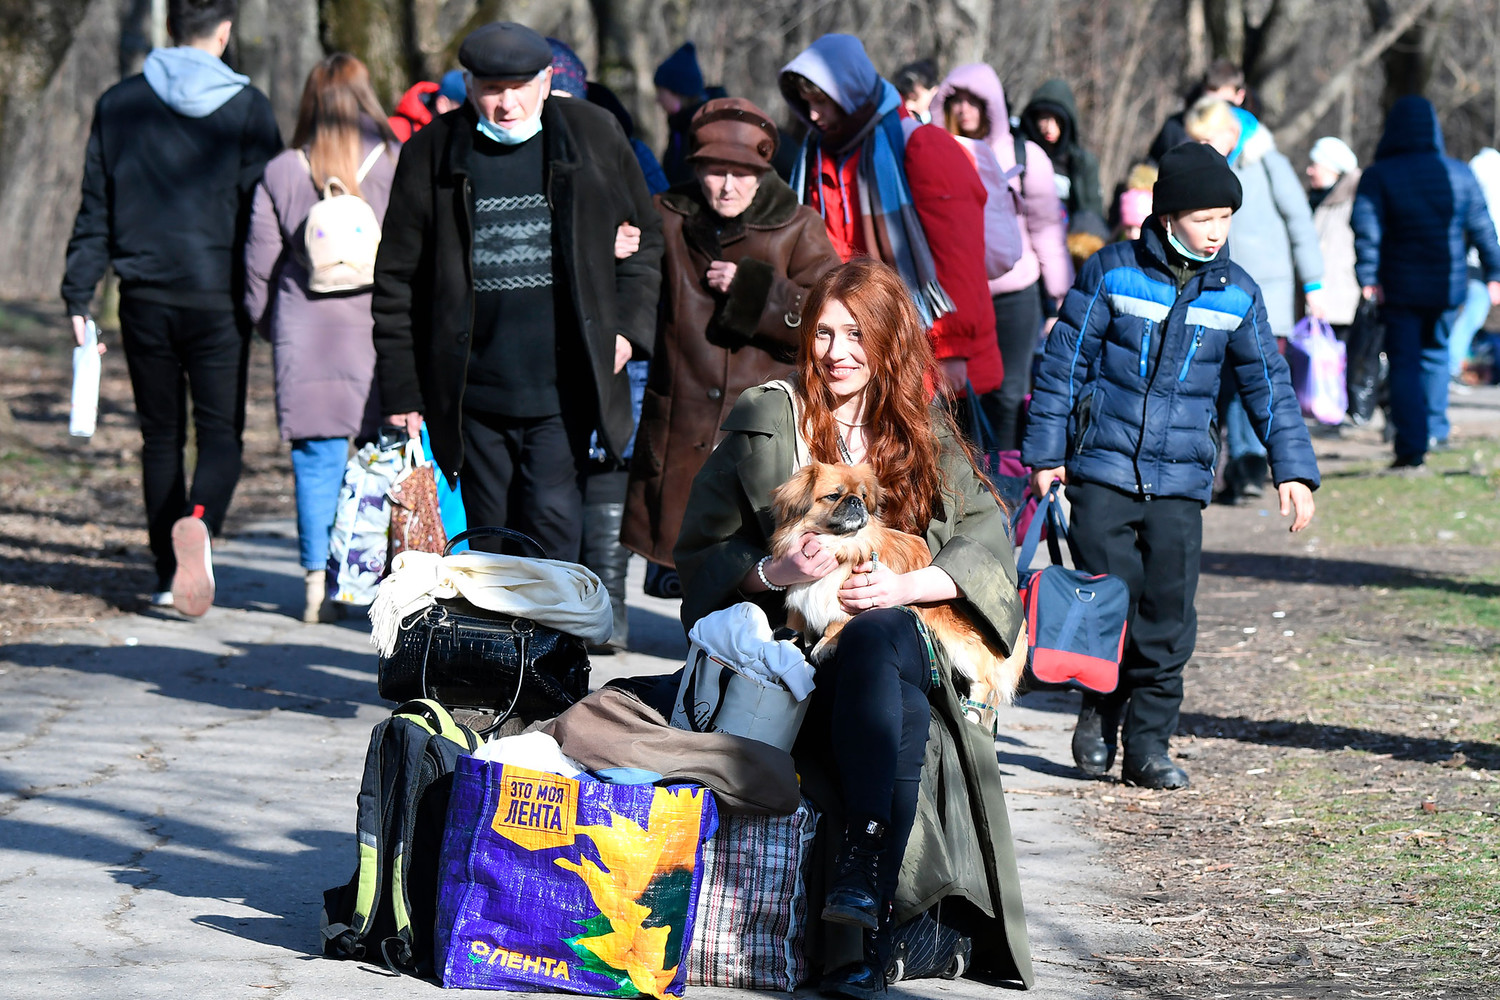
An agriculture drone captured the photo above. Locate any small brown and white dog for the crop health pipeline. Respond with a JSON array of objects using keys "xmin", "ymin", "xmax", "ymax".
[{"xmin": 769, "ymin": 462, "xmax": 1025, "ymax": 724}]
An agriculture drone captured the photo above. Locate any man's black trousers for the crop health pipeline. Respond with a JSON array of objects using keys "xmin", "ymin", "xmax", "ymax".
[
  {"xmin": 118, "ymin": 296, "xmax": 250, "ymax": 586},
  {"xmin": 1064, "ymin": 481, "xmax": 1203, "ymax": 762},
  {"xmin": 458, "ymin": 410, "xmax": 592, "ymax": 562}
]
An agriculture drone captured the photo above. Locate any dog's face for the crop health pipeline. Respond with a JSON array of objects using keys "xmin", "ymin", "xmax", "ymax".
[{"xmin": 771, "ymin": 463, "xmax": 884, "ymax": 537}]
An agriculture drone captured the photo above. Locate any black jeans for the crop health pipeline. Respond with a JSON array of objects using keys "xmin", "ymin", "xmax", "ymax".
[
  {"xmin": 117, "ymin": 296, "xmax": 250, "ymax": 585},
  {"xmin": 459, "ymin": 410, "xmax": 591, "ymax": 562},
  {"xmin": 1065, "ymin": 482, "xmax": 1203, "ymax": 762},
  {"xmin": 991, "ymin": 283, "xmax": 1045, "ymax": 450},
  {"xmin": 804, "ymin": 608, "xmax": 932, "ymax": 902}
]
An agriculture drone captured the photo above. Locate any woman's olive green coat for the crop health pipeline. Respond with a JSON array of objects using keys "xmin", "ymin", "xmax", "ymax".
[{"xmin": 673, "ymin": 384, "xmax": 1034, "ymax": 988}]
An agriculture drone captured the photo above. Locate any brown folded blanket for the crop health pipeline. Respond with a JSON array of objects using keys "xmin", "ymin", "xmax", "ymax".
[{"xmin": 542, "ymin": 686, "xmax": 800, "ymax": 816}]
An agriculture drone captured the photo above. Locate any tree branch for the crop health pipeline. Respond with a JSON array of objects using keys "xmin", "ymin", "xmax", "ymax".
[{"xmin": 1274, "ymin": 0, "xmax": 1444, "ymax": 148}]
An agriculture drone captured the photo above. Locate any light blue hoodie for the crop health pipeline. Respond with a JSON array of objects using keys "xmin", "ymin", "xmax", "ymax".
[{"xmin": 143, "ymin": 46, "xmax": 249, "ymax": 118}]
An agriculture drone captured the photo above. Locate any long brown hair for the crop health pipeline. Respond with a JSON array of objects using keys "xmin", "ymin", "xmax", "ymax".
[
  {"xmin": 795, "ymin": 259, "xmax": 958, "ymax": 534},
  {"xmin": 291, "ymin": 54, "xmax": 397, "ymax": 199}
]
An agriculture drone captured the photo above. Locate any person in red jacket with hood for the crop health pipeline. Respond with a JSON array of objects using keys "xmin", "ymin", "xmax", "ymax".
[{"xmin": 778, "ymin": 34, "xmax": 1003, "ymax": 409}]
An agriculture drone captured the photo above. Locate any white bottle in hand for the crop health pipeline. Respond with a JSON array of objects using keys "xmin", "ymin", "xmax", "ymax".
[{"xmin": 70, "ymin": 318, "xmax": 100, "ymax": 438}]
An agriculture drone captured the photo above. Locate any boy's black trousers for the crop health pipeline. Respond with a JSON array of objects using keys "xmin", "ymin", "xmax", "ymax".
[{"xmin": 1064, "ymin": 481, "xmax": 1203, "ymax": 762}]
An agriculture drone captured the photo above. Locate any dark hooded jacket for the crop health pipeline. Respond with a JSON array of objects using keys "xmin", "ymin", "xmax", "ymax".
[
  {"xmin": 370, "ymin": 99, "xmax": 663, "ymax": 481},
  {"xmin": 1023, "ymin": 220, "xmax": 1319, "ymax": 503},
  {"xmin": 1019, "ymin": 78, "xmax": 1105, "ymax": 223},
  {"xmin": 1352, "ymin": 96, "xmax": 1500, "ymax": 310}
]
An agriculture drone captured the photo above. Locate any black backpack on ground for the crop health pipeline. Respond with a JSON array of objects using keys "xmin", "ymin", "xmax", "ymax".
[{"xmin": 321, "ymin": 699, "xmax": 479, "ymax": 974}]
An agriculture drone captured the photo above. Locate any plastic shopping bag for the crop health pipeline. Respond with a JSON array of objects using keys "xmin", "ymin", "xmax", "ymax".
[
  {"xmin": 326, "ymin": 438, "xmax": 405, "ymax": 605},
  {"xmin": 1285, "ymin": 317, "xmax": 1348, "ymax": 425},
  {"xmin": 387, "ymin": 437, "xmax": 448, "ymax": 562},
  {"xmin": 434, "ymin": 757, "xmax": 719, "ymax": 997},
  {"xmin": 70, "ymin": 319, "xmax": 101, "ymax": 438}
]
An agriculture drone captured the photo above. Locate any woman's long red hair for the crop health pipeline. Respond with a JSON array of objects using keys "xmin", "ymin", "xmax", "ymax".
[{"xmin": 796, "ymin": 259, "xmax": 956, "ymax": 534}]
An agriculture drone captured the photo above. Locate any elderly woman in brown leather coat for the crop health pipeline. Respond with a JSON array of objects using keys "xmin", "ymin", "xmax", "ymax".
[{"xmin": 624, "ymin": 97, "xmax": 839, "ymax": 580}]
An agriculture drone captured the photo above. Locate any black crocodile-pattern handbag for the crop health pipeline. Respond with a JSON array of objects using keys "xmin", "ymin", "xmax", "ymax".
[{"xmin": 376, "ymin": 528, "xmax": 590, "ymax": 728}]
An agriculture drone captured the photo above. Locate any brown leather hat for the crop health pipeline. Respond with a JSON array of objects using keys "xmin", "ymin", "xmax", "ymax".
[{"xmin": 688, "ymin": 97, "xmax": 779, "ymax": 172}]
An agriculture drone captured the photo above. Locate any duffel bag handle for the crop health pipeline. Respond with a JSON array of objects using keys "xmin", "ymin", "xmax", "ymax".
[
  {"xmin": 1017, "ymin": 482, "xmax": 1068, "ymax": 570},
  {"xmin": 444, "ymin": 526, "xmax": 549, "ymax": 559}
]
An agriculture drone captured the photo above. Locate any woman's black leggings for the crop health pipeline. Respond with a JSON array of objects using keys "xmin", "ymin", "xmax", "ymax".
[{"xmin": 808, "ymin": 607, "xmax": 933, "ymax": 900}]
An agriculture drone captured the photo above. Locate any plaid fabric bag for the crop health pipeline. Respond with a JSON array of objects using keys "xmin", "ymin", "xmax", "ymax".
[{"xmin": 684, "ymin": 800, "xmax": 819, "ymax": 990}]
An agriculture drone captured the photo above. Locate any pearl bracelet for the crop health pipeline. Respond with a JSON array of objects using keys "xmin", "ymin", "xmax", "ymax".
[{"xmin": 756, "ymin": 556, "xmax": 786, "ymax": 592}]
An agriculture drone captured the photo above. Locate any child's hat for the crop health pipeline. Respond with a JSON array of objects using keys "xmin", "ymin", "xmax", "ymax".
[{"xmin": 1153, "ymin": 142, "xmax": 1242, "ymax": 217}]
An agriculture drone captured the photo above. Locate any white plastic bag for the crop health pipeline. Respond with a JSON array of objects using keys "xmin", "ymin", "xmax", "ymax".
[
  {"xmin": 70, "ymin": 319, "xmax": 101, "ymax": 438},
  {"xmin": 325, "ymin": 439, "xmax": 405, "ymax": 605},
  {"xmin": 1286, "ymin": 317, "xmax": 1348, "ymax": 425}
]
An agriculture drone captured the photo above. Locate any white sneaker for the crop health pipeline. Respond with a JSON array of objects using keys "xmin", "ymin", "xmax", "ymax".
[{"xmin": 170, "ymin": 510, "xmax": 215, "ymax": 617}]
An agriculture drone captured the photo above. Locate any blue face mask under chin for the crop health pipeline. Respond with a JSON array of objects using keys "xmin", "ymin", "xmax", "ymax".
[
  {"xmin": 477, "ymin": 111, "xmax": 542, "ymax": 146},
  {"xmin": 1165, "ymin": 221, "xmax": 1220, "ymax": 263}
]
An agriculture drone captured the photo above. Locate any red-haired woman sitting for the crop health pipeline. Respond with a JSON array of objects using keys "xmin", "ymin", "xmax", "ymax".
[{"xmin": 674, "ymin": 258, "xmax": 1032, "ymax": 994}]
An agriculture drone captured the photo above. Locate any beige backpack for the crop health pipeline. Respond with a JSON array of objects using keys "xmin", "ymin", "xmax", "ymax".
[{"xmin": 300, "ymin": 144, "xmax": 386, "ymax": 294}]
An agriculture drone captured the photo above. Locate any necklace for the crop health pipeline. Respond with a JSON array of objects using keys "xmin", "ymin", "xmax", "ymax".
[{"xmin": 834, "ymin": 416, "xmax": 867, "ymax": 428}]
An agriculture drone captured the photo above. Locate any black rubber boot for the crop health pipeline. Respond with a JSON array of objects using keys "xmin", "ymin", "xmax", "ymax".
[
  {"xmin": 822, "ymin": 819, "xmax": 887, "ymax": 930},
  {"xmin": 1072, "ymin": 696, "xmax": 1118, "ymax": 777},
  {"xmin": 1123, "ymin": 752, "xmax": 1190, "ymax": 789},
  {"xmin": 580, "ymin": 501, "xmax": 630, "ymax": 652}
]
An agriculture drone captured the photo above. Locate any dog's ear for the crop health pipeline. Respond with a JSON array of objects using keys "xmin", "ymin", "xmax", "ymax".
[
  {"xmin": 771, "ymin": 464, "xmax": 822, "ymax": 527},
  {"xmin": 852, "ymin": 463, "xmax": 884, "ymax": 512}
]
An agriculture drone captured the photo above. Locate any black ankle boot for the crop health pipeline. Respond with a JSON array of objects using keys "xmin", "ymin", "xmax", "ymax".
[
  {"xmin": 820, "ymin": 908, "xmax": 894, "ymax": 999},
  {"xmin": 580, "ymin": 501, "xmax": 630, "ymax": 652},
  {"xmin": 1123, "ymin": 752, "xmax": 1190, "ymax": 789},
  {"xmin": 822, "ymin": 819, "xmax": 887, "ymax": 930},
  {"xmin": 1072, "ymin": 699, "xmax": 1117, "ymax": 777}
]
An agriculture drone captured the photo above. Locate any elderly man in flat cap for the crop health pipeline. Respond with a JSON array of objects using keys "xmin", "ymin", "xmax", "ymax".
[{"xmin": 373, "ymin": 21, "xmax": 663, "ymax": 561}]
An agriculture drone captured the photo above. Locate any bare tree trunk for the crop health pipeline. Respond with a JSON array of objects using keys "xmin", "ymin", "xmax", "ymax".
[
  {"xmin": 1277, "ymin": 0, "xmax": 1445, "ymax": 148},
  {"xmin": 1203, "ymin": 0, "xmax": 1246, "ymax": 64},
  {"xmin": 1185, "ymin": 0, "xmax": 1209, "ymax": 85}
]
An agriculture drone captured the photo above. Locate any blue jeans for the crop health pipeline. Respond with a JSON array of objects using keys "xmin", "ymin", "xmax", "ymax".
[
  {"xmin": 1447, "ymin": 279, "xmax": 1492, "ymax": 377},
  {"xmin": 1223, "ymin": 395, "xmax": 1267, "ymax": 461},
  {"xmin": 291, "ymin": 437, "xmax": 350, "ymax": 571},
  {"xmin": 1384, "ymin": 304, "xmax": 1461, "ymax": 463}
]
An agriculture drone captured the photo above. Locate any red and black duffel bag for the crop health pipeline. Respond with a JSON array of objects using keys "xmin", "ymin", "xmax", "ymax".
[{"xmin": 1014, "ymin": 483, "xmax": 1127, "ymax": 694}]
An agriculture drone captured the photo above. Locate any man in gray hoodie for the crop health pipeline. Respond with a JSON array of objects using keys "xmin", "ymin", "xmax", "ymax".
[{"xmin": 61, "ymin": 0, "xmax": 282, "ymax": 616}]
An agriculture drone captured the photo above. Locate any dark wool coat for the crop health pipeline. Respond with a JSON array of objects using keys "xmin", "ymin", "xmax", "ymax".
[
  {"xmin": 371, "ymin": 100, "xmax": 663, "ymax": 482},
  {"xmin": 1023, "ymin": 222, "xmax": 1320, "ymax": 502},
  {"xmin": 1352, "ymin": 96, "xmax": 1500, "ymax": 311},
  {"xmin": 621, "ymin": 176, "xmax": 839, "ymax": 566}
]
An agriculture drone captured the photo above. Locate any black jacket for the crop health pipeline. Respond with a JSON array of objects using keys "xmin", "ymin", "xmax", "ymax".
[
  {"xmin": 61, "ymin": 75, "xmax": 282, "ymax": 316},
  {"xmin": 371, "ymin": 100, "xmax": 664, "ymax": 479}
]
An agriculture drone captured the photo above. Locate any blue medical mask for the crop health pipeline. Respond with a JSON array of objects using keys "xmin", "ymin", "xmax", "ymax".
[
  {"xmin": 477, "ymin": 111, "xmax": 543, "ymax": 145},
  {"xmin": 1164, "ymin": 220, "xmax": 1220, "ymax": 263}
]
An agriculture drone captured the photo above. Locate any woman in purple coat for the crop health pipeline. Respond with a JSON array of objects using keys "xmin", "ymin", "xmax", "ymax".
[{"xmin": 244, "ymin": 54, "xmax": 399, "ymax": 622}]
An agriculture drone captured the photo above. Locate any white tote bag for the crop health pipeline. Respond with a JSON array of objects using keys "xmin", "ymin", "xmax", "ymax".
[{"xmin": 671, "ymin": 643, "xmax": 810, "ymax": 752}]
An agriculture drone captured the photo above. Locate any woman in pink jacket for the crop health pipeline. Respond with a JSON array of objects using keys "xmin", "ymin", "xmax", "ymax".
[{"xmin": 932, "ymin": 64, "xmax": 1072, "ymax": 448}]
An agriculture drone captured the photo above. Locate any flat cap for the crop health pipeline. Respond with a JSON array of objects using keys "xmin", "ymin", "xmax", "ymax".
[{"xmin": 459, "ymin": 22, "xmax": 552, "ymax": 80}]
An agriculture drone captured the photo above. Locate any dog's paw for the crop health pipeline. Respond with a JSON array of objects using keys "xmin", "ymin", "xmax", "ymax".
[{"xmin": 809, "ymin": 636, "xmax": 838, "ymax": 664}]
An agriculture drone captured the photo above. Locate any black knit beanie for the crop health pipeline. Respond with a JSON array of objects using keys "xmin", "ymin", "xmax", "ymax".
[{"xmin": 1153, "ymin": 143, "xmax": 1243, "ymax": 216}]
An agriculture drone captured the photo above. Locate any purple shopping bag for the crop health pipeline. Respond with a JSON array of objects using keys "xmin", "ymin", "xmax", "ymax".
[
  {"xmin": 1285, "ymin": 318, "xmax": 1347, "ymax": 425},
  {"xmin": 434, "ymin": 756, "xmax": 719, "ymax": 997}
]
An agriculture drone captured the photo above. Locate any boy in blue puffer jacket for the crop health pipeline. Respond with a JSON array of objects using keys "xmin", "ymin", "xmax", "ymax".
[{"xmin": 1023, "ymin": 143, "xmax": 1319, "ymax": 790}]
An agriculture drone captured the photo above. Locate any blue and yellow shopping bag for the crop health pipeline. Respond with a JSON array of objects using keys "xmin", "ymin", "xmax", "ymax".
[{"xmin": 434, "ymin": 756, "xmax": 719, "ymax": 997}]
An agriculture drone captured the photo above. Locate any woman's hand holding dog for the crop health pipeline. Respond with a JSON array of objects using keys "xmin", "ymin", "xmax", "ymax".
[
  {"xmin": 745, "ymin": 532, "xmax": 841, "ymax": 592},
  {"xmin": 839, "ymin": 561, "xmax": 959, "ymax": 614}
]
